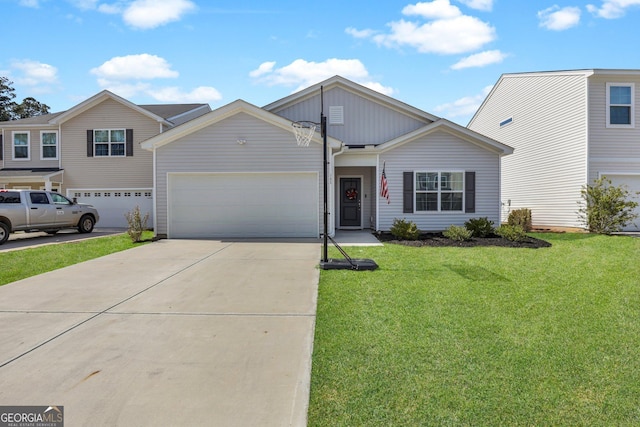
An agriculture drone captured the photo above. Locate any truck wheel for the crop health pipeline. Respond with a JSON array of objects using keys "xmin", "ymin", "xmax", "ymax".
[
  {"xmin": 78, "ymin": 215, "xmax": 95, "ymax": 233},
  {"xmin": 0, "ymin": 222, "xmax": 9, "ymax": 245}
]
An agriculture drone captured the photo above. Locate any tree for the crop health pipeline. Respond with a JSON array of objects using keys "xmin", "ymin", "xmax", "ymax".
[
  {"xmin": 578, "ymin": 176, "xmax": 639, "ymax": 234},
  {"xmin": 0, "ymin": 77, "xmax": 18, "ymax": 121},
  {"xmin": 0, "ymin": 77, "xmax": 51, "ymax": 121},
  {"xmin": 13, "ymin": 97, "xmax": 50, "ymax": 119}
]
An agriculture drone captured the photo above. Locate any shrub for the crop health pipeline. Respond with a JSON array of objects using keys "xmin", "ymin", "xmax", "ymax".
[
  {"xmin": 578, "ymin": 176, "xmax": 639, "ymax": 234},
  {"xmin": 390, "ymin": 218, "xmax": 420, "ymax": 240},
  {"xmin": 464, "ymin": 217, "xmax": 494, "ymax": 238},
  {"xmin": 496, "ymin": 224, "xmax": 527, "ymax": 242},
  {"xmin": 443, "ymin": 225, "xmax": 473, "ymax": 241},
  {"xmin": 508, "ymin": 208, "xmax": 532, "ymax": 232},
  {"xmin": 125, "ymin": 205, "xmax": 150, "ymax": 243}
]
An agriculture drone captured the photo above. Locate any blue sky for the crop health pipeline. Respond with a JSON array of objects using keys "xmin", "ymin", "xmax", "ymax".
[{"xmin": 2, "ymin": 0, "xmax": 640, "ymax": 125}]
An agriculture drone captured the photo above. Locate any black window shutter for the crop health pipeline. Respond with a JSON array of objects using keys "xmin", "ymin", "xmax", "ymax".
[
  {"xmin": 0, "ymin": 134, "xmax": 3, "ymax": 160},
  {"xmin": 465, "ymin": 171, "xmax": 476, "ymax": 213},
  {"xmin": 403, "ymin": 172, "xmax": 414, "ymax": 213},
  {"xmin": 126, "ymin": 129, "xmax": 134, "ymax": 157},
  {"xmin": 86, "ymin": 130, "xmax": 93, "ymax": 157}
]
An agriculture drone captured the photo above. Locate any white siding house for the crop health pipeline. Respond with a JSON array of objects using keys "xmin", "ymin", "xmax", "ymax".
[{"xmin": 469, "ymin": 69, "xmax": 640, "ymax": 231}]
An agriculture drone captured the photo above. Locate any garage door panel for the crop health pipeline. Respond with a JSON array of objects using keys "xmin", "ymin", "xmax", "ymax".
[
  {"xmin": 69, "ymin": 189, "xmax": 153, "ymax": 228},
  {"xmin": 169, "ymin": 173, "xmax": 318, "ymax": 238},
  {"xmin": 608, "ymin": 175, "xmax": 640, "ymax": 231}
]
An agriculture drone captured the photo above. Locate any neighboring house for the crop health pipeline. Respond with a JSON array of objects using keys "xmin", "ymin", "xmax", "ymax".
[
  {"xmin": 141, "ymin": 76, "xmax": 512, "ymax": 239},
  {"xmin": 468, "ymin": 69, "xmax": 640, "ymax": 231},
  {"xmin": 0, "ymin": 91, "xmax": 210, "ymax": 227}
]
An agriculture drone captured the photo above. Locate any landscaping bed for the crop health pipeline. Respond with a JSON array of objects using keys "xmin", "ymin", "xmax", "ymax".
[{"xmin": 376, "ymin": 231, "xmax": 552, "ymax": 248}]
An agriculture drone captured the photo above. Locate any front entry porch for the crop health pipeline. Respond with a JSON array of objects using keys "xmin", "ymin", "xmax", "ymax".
[{"xmin": 335, "ymin": 166, "xmax": 376, "ymax": 230}]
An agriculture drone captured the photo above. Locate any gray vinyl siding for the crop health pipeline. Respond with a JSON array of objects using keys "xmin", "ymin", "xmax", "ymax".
[
  {"xmin": 153, "ymin": 112, "xmax": 324, "ymax": 235},
  {"xmin": 378, "ymin": 130, "xmax": 501, "ymax": 231},
  {"xmin": 587, "ymin": 75, "xmax": 640, "ymax": 183},
  {"xmin": 1, "ymin": 127, "xmax": 60, "ymax": 168},
  {"xmin": 60, "ymin": 98, "xmax": 157, "ymax": 191},
  {"xmin": 469, "ymin": 73, "xmax": 588, "ymax": 228},
  {"xmin": 271, "ymin": 87, "xmax": 430, "ymax": 146}
]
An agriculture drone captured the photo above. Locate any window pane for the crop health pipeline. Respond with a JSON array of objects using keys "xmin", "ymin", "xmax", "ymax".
[
  {"xmin": 95, "ymin": 130, "xmax": 109, "ymax": 142},
  {"xmin": 416, "ymin": 173, "xmax": 438, "ymax": 191},
  {"xmin": 610, "ymin": 106, "xmax": 631, "ymax": 125},
  {"xmin": 111, "ymin": 130, "xmax": 125, "ymax": 142},
  {"xmin": 42, "ymin": 132, "xmax": 57, "ymax": 145},
  {"xmin": 416, "ymin": 193, "xmax": 427, "ymax": 211},
  {"xmin": 111, "ymin": 143, "xmax": 125, "ymax": 156},
  {"xmin": 449, "ymin": 172, "xmax": 464, "ymax": 191},
  {"xmin": 416, "ymin": 193, "xmax": 438, "ymax": 211},
  {"xmin": 14, "ymin": 147, "xmax": 28, "ymax": 158},
  {"xmin": 441, "ymin": 192, "xmax": 463, "ymax": 211},
  {"xmin": 43, "ymin": 146, "xmax": 57, "ymax": 158},
  {"xmin": 14, "ymin": 133, "xmax": 28, "ymax": 145},
  {"xmin": 610, "ymin": 86, "xmax": 631, "ymax": 104},
  {"xmin": 95, "ymin": 143, "xmax": 109, "ymax": 156}
]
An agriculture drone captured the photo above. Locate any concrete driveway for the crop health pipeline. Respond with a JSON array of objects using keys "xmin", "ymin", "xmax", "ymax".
[{"xmin": 0, "ymin": 239, "xmax": 319, "ymax": 426}]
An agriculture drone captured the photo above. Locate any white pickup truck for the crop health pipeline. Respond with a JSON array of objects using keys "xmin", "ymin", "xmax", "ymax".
[{"xmin": 0, "ymin": 189, "xmax": 100, "ymax": 244}]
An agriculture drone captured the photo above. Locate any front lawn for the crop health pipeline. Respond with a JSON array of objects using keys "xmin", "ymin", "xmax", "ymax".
[
  {"xmin": 309, "ymin": 233, "xmax": 640, "ymax": 426},
  {"xmin": 0, "ymin": 231, "xmax": 154, "ymax": 286}
]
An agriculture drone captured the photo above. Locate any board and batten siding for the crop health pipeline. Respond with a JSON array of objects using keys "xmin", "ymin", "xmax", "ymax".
[
  {"xmin": 468, "ymin": 73, "xmax": 589, "ymax": 228},
  {"xmin": 271, "ymin": 86, "xmax": 430, "ymax": 146},
  {"xmin": 154, "ymin": 112, "xmax": 324, "ymax": 236},
  {"xmin": 60, "ymin": 98, "xmax": 157, "ymax": 191},
  {"xmin": 587, "ymin": 75, "xmax": 640, "ymax": 182},
  {"xmin": 377, "ymin": 130, "xmax": 501, "ymax": 231}
]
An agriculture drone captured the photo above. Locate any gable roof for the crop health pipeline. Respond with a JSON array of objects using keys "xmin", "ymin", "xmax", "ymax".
[
  {"xmin": 140, "ymin": 99, "xmax": 342, "ymax": 151},
  {"xmin": 48, "ymin": 90, "xmax": 173, "ymax": 126},
  {"xmin": 377, "ymin": 118, "xmax": 513, "ymax": 156},
  {"xmin": 264, "ymin": 75, "xmax": 440, "ymax": 123},
  {"xmin": 139, "ymin": 103, "xmax": 211, "ymax": 125}
]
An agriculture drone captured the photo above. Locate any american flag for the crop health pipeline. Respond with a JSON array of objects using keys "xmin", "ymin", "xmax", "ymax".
[{"xmin": 380, "ymin": 162, "xmax": 390, "ymax": 204}]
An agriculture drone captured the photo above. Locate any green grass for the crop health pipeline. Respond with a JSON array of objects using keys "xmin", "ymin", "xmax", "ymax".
[
  {"xmin": 0, "ymin": 231, "xmax": 154, "ymax": 286},
  {"xmin": 309, "ymin": 233, "xmax": 640, "ymax": 426}
]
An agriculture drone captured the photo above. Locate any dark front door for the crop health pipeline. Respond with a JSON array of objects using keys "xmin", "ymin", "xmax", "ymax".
[{"xmin": 340, "ymin": 177, "xmax": 361, "ymax": 227}]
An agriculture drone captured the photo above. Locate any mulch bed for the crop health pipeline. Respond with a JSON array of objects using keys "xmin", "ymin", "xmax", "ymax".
[{"xmin": 376, "ymin": 232, "xmax": 552, "ymax": 249}]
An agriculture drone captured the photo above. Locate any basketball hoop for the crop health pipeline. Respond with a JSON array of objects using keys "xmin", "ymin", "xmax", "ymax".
[{"xmin": 292, "ymin": 121, "xmax": 317, "ymax": 147}]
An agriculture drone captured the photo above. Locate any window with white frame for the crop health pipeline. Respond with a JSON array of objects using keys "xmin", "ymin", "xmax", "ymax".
[
  {"xmin": 41, "ymin": 131, "xmax": 58, "ymax": 159},
  {"xmin": 415, "ymin": 171, "xmax": 464, "ymax": 212},
  {"xmin": 12, "ymin": 131, "xmax": 29, "ymax": 160},
  {"xmin": 606, "ymin": 83, "xmax": 634, "ymax": 128},
  {"xmin": 94, "ymin": 129, "xmax": 125, "ymax": 157}
]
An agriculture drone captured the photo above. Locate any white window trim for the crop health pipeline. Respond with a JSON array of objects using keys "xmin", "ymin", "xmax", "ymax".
[
  {"xmin": 40, "ymin": 130, "xmax": 59, "ymax": 160},
  {"xmin": 414, "ymin": 171, "xmax": 465, "ymax": 213},
  {"xmin": 606, "ymin": 82, "xmax": 635, "ymax": 128},
  {"xmin": 94, "ymin": 129, "xmax": 126, "ymax": 157},
  {"xmin": 12, "ymin": 131, "xmax": 30, "ymax": 161}
]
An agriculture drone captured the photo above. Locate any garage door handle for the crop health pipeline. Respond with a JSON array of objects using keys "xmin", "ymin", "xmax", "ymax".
[{"xmin": 31, "ymin": 207, "xmax": 38, "ymax": 210}]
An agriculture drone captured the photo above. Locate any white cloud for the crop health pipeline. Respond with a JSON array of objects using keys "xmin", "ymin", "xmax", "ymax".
[
  {"xmin": 148, "ymin": 86, "xmax": 223, "ymax": 103},
  {"xmin": 11, "ymin": 60, "xmax": 59, "ymax": 86},
  {"xmin": 457, "ymin": 0, "xmax": 494, "ymax": 11},
  {"xmin": 18, "ymin": 0, "xmax": 41, "ymax": 8},
  {"xmin": 434, "ymin": 85, "xmax": 493, "ymax": 120},
  {"xmin": 451, "ymin": 50, "xmax": 507, "ymax": 70},
  {"xmin": 349, "ymin": 0, "xmax": 496, "ymax": 55},
  {"xmin": 538, "ymin": 6, "xmax": 581, "ymax": 30},
  {"xmin": 91, "ymin": 54, "xmax": 179, "ymax": 80},
  {"xmin": 249, "ymin": 58, "xmax": 395, "ymax": 95},
  {"xmin": 403, "ymin": 0, "xmax": 462, "ymax": 19},
  {"xmin": 122, "ymin": 0, "xmax": 197, "ymax": 29},
  {"xmin": 587, "ymin": 0, "xmax": 640, "ymax": 18},
  {"xmin": 345, "ymin": 27, "xmax": 377, "ymax": 39}
]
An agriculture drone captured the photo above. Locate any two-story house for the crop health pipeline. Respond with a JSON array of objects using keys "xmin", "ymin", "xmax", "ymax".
[
  {"xmin": 468, "ymin": 69, "xmax": 640, "ymax": 231},
  {"xmin": 140, "ymin": 76, "xmax": 513, "ymax": 239},
  {"xmin": 0, "ymin": 90, "xmax": 210, "ymax": 227}
]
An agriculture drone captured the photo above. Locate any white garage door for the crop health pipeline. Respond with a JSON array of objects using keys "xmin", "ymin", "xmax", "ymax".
[
  {"xmin": 168, "ymin": 173, "xmax": 319, "ymax": 238},
  {"xmin": 608, "ymin": 175, "xmax": 640, "ymax": 231},
  {"xmin": 69, "ymin": 189, "xmax": 153, "ymax": 228}
]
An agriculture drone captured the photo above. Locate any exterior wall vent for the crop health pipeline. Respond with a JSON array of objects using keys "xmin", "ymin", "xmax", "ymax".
[
  {"xmin": 329, "ymin": 106, "xmax": 344, "ymax": 125},
  {"xmin": 500, "ymin": 117, "xmax": 513, "ymax": 127}
]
